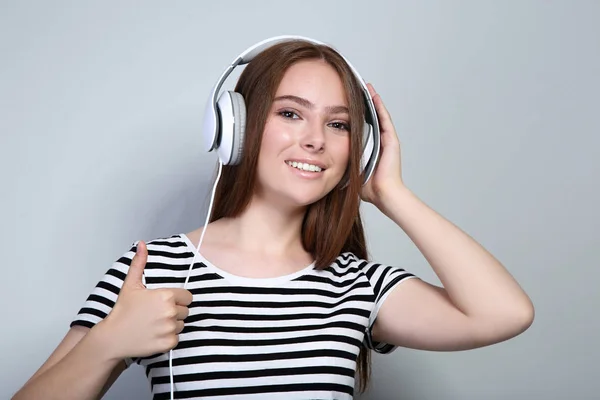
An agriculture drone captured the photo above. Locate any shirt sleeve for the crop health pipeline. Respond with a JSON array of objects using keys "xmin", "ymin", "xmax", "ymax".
[
  {"xmin": 358, "ymin": 259, "xmax": 419, "ymax": 354},
  {"xmin": 70, "ymin": 241, "xmax": 142, "ymax": 368}
]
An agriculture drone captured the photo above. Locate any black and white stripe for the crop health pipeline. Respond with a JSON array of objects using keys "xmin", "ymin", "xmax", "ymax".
[{"xmin": 71, "ymin": 234, "xmax": 417, "ymax": 399}]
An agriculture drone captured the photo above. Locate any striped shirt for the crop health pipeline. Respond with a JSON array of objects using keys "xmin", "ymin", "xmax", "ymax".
[{"xmin": 70, "ymin": 234, "xmax": 418, "ymax": 399}]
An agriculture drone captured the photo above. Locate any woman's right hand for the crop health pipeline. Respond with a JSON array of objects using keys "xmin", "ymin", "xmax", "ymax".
[{"xmin": 97, "ymin": 241, "xmax": 193, "ymax": 360}]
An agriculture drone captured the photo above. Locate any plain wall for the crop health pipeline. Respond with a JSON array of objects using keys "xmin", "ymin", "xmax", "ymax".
[{"xmin": 2, "ymin": 1, "xmax": 599, "ymax": 399}]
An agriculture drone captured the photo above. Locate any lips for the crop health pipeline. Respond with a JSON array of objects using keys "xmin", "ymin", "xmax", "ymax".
[
  {"xmin": 285, "ymin": 160, "xmax": 325, "ymax": 173},
  {"xmin": 285, "ymin": 158, "xmax": 327, "ymax": 169}
]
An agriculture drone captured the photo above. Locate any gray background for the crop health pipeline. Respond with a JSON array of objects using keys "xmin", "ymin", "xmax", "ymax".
[{"xmin": 2, "ymin": 1, "xmax": 598, "ymax": 399}]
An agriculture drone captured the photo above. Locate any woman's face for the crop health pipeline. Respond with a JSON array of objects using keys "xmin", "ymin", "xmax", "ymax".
[{"xmin": 255, "ymin": 59, "xmax": 351, "ymax": 209}]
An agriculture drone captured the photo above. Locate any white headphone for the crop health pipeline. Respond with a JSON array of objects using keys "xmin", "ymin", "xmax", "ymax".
[
  {"xmin": 167, "ymin": 35, "xmax": 381, "ymax": 400},
  {"xmin": 201, "ymin": 35, "xmax": 381, "ymax": 185}
]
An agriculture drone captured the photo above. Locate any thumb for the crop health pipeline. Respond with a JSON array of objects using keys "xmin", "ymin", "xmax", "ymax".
[{"xmin": 122, "ymin": 240, "xmax": 148, "ymax": 290}]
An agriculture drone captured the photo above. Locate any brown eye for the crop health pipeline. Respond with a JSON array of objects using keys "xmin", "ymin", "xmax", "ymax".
[
  {"xmin": 279, "ymin": 110, "xmax": 299, "ymax": 119},
  {"xmin": 329, "ymin": 122, "xmax": 350, "ymax": 131}
]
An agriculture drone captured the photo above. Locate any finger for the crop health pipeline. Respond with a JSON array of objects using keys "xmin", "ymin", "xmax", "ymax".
[
  {"xmin": 366, "ymin": 82, "xmax": 376, "ymax": 98},
  {"xmin": 122, "ymin": 241, "xmax": 148, "ymax": 289},
  {"xmin": 175, "ymin": 320, "xmax": 185, "ymax": 334},
  {"xmin": 366, "ymin": 83, "xmax": 391, "ymax": 122},
  {"xmin": 175, "ymin": 305, "xmax": 190, "ymax": 321},
  {"xmin": 369, "ymin": 88, "xmax": 396, "ymax": 133},
  {"xmin": 172, "ymin": 288, "xmax": 194, "ymax": 306}
]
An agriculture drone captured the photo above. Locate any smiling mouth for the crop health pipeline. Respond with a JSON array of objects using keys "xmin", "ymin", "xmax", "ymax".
[{"xmin": 285, "ymin": 160, "xmax": 325, "ymax": 173}]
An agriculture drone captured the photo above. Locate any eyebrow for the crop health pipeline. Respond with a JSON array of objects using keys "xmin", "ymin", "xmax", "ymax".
[{"xmin": 273, "ymin": 95, "xmax": 349, "ymax": 114}]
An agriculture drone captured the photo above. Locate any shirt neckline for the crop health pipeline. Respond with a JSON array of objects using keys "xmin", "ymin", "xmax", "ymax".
[{"xmin": 179, "ymin": 233, "xmax": 316, "ymax": 286}]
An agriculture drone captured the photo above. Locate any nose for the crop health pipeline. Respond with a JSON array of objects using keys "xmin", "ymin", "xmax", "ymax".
[{"xmin": 300, "ymin": 120, "xmax": 326, "ymax": 153}]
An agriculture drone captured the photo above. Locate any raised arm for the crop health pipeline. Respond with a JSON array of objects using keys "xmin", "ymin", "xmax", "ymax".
[{"xmin": 361, "ymin": 83, "xmax": 534, "ymax": 351}]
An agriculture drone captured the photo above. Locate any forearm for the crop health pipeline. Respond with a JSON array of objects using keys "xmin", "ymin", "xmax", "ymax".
[
  {"xmin": 13, "ymin": 323, "xmax": 122, "ymax": 400},
  {"xmin": 377, "ymin": 184, "xmax": 534, "ymax": 321}
]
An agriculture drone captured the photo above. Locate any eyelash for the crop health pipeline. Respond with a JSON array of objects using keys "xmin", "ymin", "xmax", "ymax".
[{"xmin": 277, "ymin": 109, "xmax": 350, "ymax": 132}]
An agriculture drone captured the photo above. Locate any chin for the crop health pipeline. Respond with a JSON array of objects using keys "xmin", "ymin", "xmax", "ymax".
[
  {"xmin": 258, "ymin": 183, "xmax": 333, "ymax": 210},
  {"xmin": 256, "ymin": 168, "xmax": 342, "ymax": 209},
  {"xmin": 291, "ymin": 193, "xmax": 328, "ymax": 208},
  {"xmin": 281, "ymin": 189, "xmax": 330, "ymax": 209}
]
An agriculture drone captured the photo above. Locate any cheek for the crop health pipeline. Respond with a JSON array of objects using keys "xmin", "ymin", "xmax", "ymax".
[
  {"xmin": 257, "ymin": 123, "xmax": 294, "ymax": 178},
  {"xmin": 260, "ymin": 120, "xmax": 294, "ymax": 153},
  {"xmin": 332, "ymin": 136, "xmax": 351, "ymax": 166}
]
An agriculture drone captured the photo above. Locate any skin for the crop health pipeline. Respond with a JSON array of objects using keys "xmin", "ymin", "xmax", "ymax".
[
  {"xmin": 12, "ymin": 59, "xmax": 354, "ymax": 400},
  {"xmin": 194, "ymin": 58, "xmax": 534, "ymax": 350},
  {"xmin": 361, "ymin": 83, "xmax": 534, "ymax": 351},
  {"xmin": 193, "ymin": 59, "xmax": 355, "ymax": 278},
  {"xmin": 13, "ymin": 58, "xmax": 534, "ymax": 400}
]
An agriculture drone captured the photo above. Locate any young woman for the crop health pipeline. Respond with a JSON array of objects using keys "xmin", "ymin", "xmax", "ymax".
[{"xmin": 13, "ymin": 39, "xmax": 534, "ymax": 400}]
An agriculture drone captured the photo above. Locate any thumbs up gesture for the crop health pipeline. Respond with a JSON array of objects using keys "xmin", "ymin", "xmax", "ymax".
[{"xmin": 99, "ymin": 241, "xmax": 193, "ymax": 360}]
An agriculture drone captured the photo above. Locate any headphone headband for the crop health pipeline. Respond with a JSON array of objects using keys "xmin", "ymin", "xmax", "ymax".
[
  {"xmin": 239, "ymin": 36, "xmax": 326, "ymax": 64},
  {"xmin": 202, "ymin": 35, "xmax": 381, "ymax": 185}
]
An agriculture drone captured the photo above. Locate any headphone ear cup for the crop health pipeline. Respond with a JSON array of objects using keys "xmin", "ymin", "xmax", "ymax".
[
  {"xmin": 361, "ymin": 121, "xmax": 374, "ymax": 178},
  {"xmin": 216, "ymin": 91, "xmax": 247, "ymax": 165},
  {"xmin": 229, "ymin": 91, "xmax": 246, "ymax": 165}
]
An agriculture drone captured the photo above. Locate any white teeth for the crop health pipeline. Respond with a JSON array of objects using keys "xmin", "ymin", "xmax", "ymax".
[{"xmin": 286, "ymin": 161, "xmax": 322, "ymax": 172}]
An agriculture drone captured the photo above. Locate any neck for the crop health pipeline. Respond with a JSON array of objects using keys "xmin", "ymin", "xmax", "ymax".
[{"xmin": 213, "ymin": 195, "xmax": 308, "ymax": 257}]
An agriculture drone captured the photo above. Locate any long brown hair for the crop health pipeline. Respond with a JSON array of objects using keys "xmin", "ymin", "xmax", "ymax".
[{"xmin": 208, "ymin": 39, "xmax": 373, "ymax": 393}]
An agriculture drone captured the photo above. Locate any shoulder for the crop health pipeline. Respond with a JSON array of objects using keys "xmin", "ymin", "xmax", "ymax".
[
  {"xmin": 123, "ymin": 233, "xmax": 193, "ymax": 270},
  {"xmin": 319, "ymin": 252, "xmax": 363, "ymax": 275},
  {"xmin": 318, "ymin": 252, "xmax": 381, "ymax": 282},
  {"xmin": 328, "ymin": 252, "xmax": 417, "ymax": 292},
  {"xmin": 130, "ymin": 233, "xmax": 190, "ymax": 254},
  {"xmin": 130, "ymin": 233, "xmax": 200, "ymax": 287},
  {"xmin": 327, "ymin": 252, "xmax": 399, "ymax": 274}
]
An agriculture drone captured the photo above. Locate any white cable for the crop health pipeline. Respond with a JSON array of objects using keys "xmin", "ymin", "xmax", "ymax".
[{"xmin": 170, "ymin": 161, "xmax": 223, "ymax": 400}]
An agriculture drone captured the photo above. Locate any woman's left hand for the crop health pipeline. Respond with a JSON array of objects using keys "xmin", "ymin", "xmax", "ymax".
[{"xmin": 360, "ymin": 83, "xmax": 405, "ymax": 207}]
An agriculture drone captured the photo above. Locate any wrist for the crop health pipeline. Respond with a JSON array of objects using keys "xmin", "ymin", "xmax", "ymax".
[
  {"xmin": 375, "ymin": 182, "xmax": 413, "ymax": 216},
  {"xmin": 88, "ymin": 319, "xmax": 125, "ymax": 365}
]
